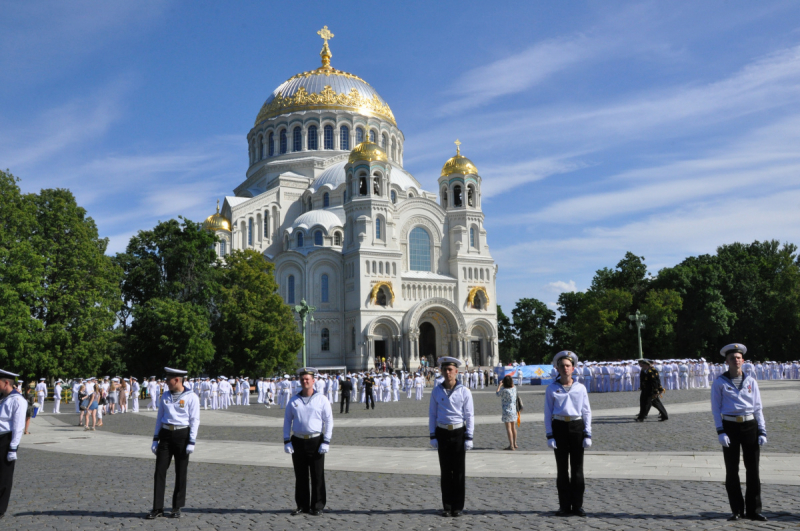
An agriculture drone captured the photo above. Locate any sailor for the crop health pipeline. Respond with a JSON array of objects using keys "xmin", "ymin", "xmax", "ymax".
[
  {"xmin": 391, "ymin": 372, "xmax": 400, "ymax": 401},
  {"xmin": 545, "ymin": 351, "xmax": 591, "ymax": 517},
  {"xmin": 130, "ymin": 377, "xmax": 140, "ymax": 413},
  {"xmin": 242, "ymin": 377, "xmax": 251, "ymax": 406},
  {"xmin": 53, "ymin": 379, "xmax": 63, "ymax": 414},
  {"xmin": 339, "ymin": 376, "xmax": 353, "ymax": 414},
  {"xmin": 146, "ymin": 377, "xmax": 158, "ymax": 410},
  {"xmin": 146, "ymin": 367, "xmax": 200, "ymax": 520},
  {"xmin": 284, "ymin": 367, "xmax": 333, "ymax": 516},
  {"xmin": 712, "ymin": 343, "xmax": 767, "ymax": 522},
  {"xmin": 35, "ymin": 378, "xmax": 47, "ymax": 411},
  {"xmin": 635, "ymin": 359, "xmax": 668, "ymax": 422},
  {"xmin": 71, "ymin": 378, "xmax": 83, "ymax": 413},
  {"xmin": 429, "ymin": 356, "xmax": 474, "ymax": 517},
  {"xmin": 0, "ymin": 369, "xmax": 26, "ymax": 518},
  {"xmin": 678, "ymin": 360, "xmax": 690, "ymax": 390},
  {"xmin": 363, "ymin": 374, "xmax": 376, "ymax": 409}
]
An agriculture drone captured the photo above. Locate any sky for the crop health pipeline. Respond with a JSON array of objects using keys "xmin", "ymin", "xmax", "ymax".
[{"xmin": 2, "ymin": 1, "xmax": 800, "ymax": 313}]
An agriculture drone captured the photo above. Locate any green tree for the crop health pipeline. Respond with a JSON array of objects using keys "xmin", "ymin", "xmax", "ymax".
[
  {"xmin": 511, "ymin": 298, "xmax": 555, "ymax": 364},
  {"xmin": 211, "ymin": 250, "xmax": 302, "ymax": 376},
  {"xmin": 496, "ymin": 304, "xmax": 517, "ymax": 365},
  {"xmin": 0, "ymin": 170, "xmax": 43, "ymax": 374},
  {"xmin": 639, "ymin": 289, "xmax": 683, "ymax": 356},
  {"xmin": 551, "ymin": 291, "xmax": 585, "ymax": 353},
  {"xmin": 127, "ymin": 298, "xmax": 215, "ymax": 375},
  {"xmin": 591, "ymin": 252, "xmax": 650, "ymax": 300},
  {"xmin": 575, "ymin": 288, "xmax": 633, "ymax": 360}
]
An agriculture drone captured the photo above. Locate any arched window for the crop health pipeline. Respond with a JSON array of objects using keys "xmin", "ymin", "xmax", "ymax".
[
  {"xmin": 409, "ymin": 227, "xmax": 431, "ymax": 271},
  {"xmin": 268, "ymin": 132, "xmax": 274, "ymax": 157},
  {"xmin": 334, "ymin": 232, "xmax": 342, "ymax": 246},
  {"xmin": 321, "ymin": 274, "xmax": 329, "ymax": 303},
  {"xmin": 323, "ymin": 193, "xmax": 330, "ymax": 207},
  {"xmin": 453, "ymin": 185, "xmax": 463, "ymax": 207},
  {"xmin": 297, "ymin": 232, "xmax": 304, "ymax": 247},
  {"xmin": 356, "ymin": 127, "xmax": 364, "ymax": 144},
  {"xmin": 324, "ymin": 125, "xmax": 334, "ymax": 149},
  {"xmin": 351, "ymin": 327, "xmax": 356, "ymax": 351},
  {"xmin": 391, "ymin": 190, "xmax": 397, "ymax": 204},
  {"xmin": 307, "ymin": 197, "xmax": 312, "ymax": 211},
  {"xmin": 375, "ymin": 218, "xmax": 382, "ymax": 240},
  {"xmin": 279, "ymin": 130, "xmax": 287, "ymax": 154},
  {"xmin": 343, "ymin": 189, "xmax": 347, "ymax": 202},
  {"xmin": 288, "ymin": 275, "xmax": 295, "ymax": 304},
  {"xmin": 340, "ymin": 126, "xmax": 349, "ymax": 150},
  {"xmin": 369, "ymin": 129, "xmax": 376, "ymax": 143},
  {"xmin": 373, "ymin": 173, "xmax": 381, "ymax": 195},
  {"xmin": 247, "ymin": 218, "xmax": 253, "ymax": 246},
  {"xmin": 473, "ymin": 292, "xmax": 484, "ymax": 310},
  {"xmin": 260, "ymin": 136, "xmax": 265, "ymax": 159},
  {"xmin": 376, "ymin": 288, "xmax": 387, "ymax": 306},
  {"xmin": 470, "ymin": 227, "xmax": 476, "ymax": 248},
  {"xmin": 441, "ymin": 188, "xmax": 448, "ymax": 208},
  {"xmin": 220, "ymin": 240, "xmax": 226, "ymax": 256},
  {"xmin": 381, "ymin": 133, "xmax": 387, "ymax": 148},
  {"xmin": 293, "ymin": 127, "xmax": 302, "ymax": 152},
  {"xmin": 308, "ymin": 125, "xmax": 318, "ymax": 150},
  {"xmin": 468, "ymin": 185, "xmax": 475, "ymax": 206},
  {"xmin": 264, "ymin": 213, "xmax": 269, "ymax": 236},
  {"xmin": 359, "ymin": 174, "xmax": 367, "ymax": 196},
  {"xmin": 314, "ymin": 230, "xmax": 323, "ymax": 246},
  {"xmin": 379, "ymin": 262, "xmax": 383, "ymax": 274},
  {"xmin": 321, "ymin": 328, "xmax": 330, "ymax": 351}
]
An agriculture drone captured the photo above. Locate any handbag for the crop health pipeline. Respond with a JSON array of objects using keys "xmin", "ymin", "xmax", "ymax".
[{"xmin": 516, "ymin": 395, "xmax": 524, "ymax": 412}]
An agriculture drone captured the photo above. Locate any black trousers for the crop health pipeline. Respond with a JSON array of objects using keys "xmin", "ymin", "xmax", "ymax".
[
  {"xmin": 364, "ymin": 389, "xmax": 375, "ymax": 409},
  {"xmin": 0, "ymin": 433, "xmax": 16, "ymax": 515},
  {"xmin": 722, "ymin": 420, "xmax": 761, "ymax": 516},
  {"xmin": 638, "ymin": 392, "xmax": 668, "ymax": 420},
  {"xmin": 552, "ymin": 419, "xmax": 585, "ymax": 511},
  {"xmin": 340, "ymin": 394, "xmax": 350, "ymax": 413},
  {"xmin": 153, "ymin": 428, "xmax": 190, "ymax": 511},
  {"xmin": 435, "ymin": 427, "xmax": 466, "ymax": 512},
  {"xmin": 291, "ymin": 435, "xmax": 326, "ymax": 511}
]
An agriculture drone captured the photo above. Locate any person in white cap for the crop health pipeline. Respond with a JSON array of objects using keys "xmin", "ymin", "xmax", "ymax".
[
  {"xmin": 71, "ymin": 378, "xmax": 83, "ymax": 413},
  {"xmin": 130, "ymin": 377, "xmax": 140, "ymax": 413},
  {"xmin": 284, "ymin": 367, "xmax": 333, "ymax": 516},
  {"xmin": 429, "ymin": 356, "xmax": 474, "ymax": 518},
  {"xmin": 545, "ymin": 351, "xmax": 592, "ymax": 517},
  {"xmin": 53, "ymin": 380, "xmax": 63, "ymax": 414},
  {"xmin": 712, "ymin": 343, "xmax": 767, "ymax": 522},
  {"xmin": 0, "ymin": 369, "xmax": 26, "ymax": 518},
  {"xmin": 146, "ymin": 367, "xmax": 200, "ymax": 520},
  {"xmin": 34, "ymin": 378, "xmax": 47, "ymax": 412}
]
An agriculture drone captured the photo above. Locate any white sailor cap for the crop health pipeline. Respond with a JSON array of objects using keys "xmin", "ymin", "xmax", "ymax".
[
  {"xmin": 0, "ymin": 369, "xmax": 19, "ymax": 380},
  {"xmin": 297, "ymin": 367, "xmax": 318, "ymax": 376},
  {"xmin": 55, "ymin": 379, "xmax": 63, "ymax": 383},
  {"xmin": 111, "ymin": 378, "xmax": 120, "ymax": 382},
  {"xmin": 131, "ymin": 376, "xmax": 137, "ymax": 380},
  {"xmin": 437, "ymin": 356, "xmax": 462, "ymax": 368},
  {"xmin": 164, "ymin": 367, "xmax": 188, "ymax": 376},
  {"xmin": 720, "ymin": 343, "xmax": 747, "ymax": 357},
  {"xmin": 552, "ymin": 350, "xmax": 578, "ymax": 367},
  {"xmin": 39, "ymin": 378, "xmax": 46, "ymax": 381}
]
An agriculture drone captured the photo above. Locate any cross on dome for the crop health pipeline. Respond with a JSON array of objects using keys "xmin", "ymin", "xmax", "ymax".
[
  {"xmin": 317, "ymin": 26, "xmax": 334, "ymax": 44},
  {"xmin": 454, "ymin": 139, "xmax": 461, "ymax": 156}
]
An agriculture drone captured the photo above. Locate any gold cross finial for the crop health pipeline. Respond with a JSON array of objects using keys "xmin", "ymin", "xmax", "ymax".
[
  {"xmin": 216, "ymin": 199, "xmax": 220, "ymax": 213},
  {"xmin": 317, "ymin": 25, "xmax": 334, "ymax": 45},
  {"xmin": 454, "ymin": 139, "xmax": 461, "ymax": 156}
]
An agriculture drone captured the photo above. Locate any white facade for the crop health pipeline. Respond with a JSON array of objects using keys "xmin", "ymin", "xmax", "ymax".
[{"xmin": 204, "ymin": 39, "xmax": 498, "ymax": 371}]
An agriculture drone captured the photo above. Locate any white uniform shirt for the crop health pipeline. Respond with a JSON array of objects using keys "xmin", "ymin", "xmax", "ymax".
[
  {"xmin": 544, "ymin": 378, "xmax": 592, "ymax": 439},
  {"xmin": 711, "ymin": 372, "xmax": 766, "ymax": 436},
  {"xmin": 0, "ymin": 390, "xmax": 26, "ymax": 451},
  {"xmin": 154, "ymin": 389, "xmax": 200, "ymax": 444},
  {"xmin": 428, "ymin": 383, "xmax": 475, "ymax": 440},
  {"xmin": 283, "ymin": 390, "xmax": 333, "ymax": 444},
  {"xmin": 54, "ymin": 384, "xmax": 62, "ymax": 398},
  {"xmin": 35, "ymin": 382, "xmax": 47, "ymax": 397}
]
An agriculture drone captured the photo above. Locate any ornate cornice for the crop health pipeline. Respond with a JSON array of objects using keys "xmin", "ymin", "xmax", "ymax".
[{"xmin": 256, "ymin": 85, "xmax": 396, "ymax": 127}]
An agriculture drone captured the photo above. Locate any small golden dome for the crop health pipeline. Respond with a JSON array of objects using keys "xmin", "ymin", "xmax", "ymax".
[
  {"xmin": 203, "ymin": 200, "xmax": 231, "ymax": 232},
  {"xmin": 348, "ymin": 139, "xmax": 388, "ymax": 164},
  {"xmin": 441, "ymin": 139, "xmax": 478, "ymax": 177}
]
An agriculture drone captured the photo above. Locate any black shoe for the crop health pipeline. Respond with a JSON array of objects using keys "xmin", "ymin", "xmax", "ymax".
[
  {"xmin": 728, "ymin": 514, "xmax": 742, "ymax": 521},
  {"xmin": 169, "ymin": 508, "xmax": 182, "ymax": 519},
  {"xmin": 573, "ymin": 508, "xmax": 587, "ymax": 517},
  {"xmin": 290, "ymin": 508, "xmax": 307, "ymax": 516},
  {"xmin": 309, "ymin": 509, "xmax": 323, "ymax": 516},
  {"xmin": 747, "ymin": 513, "xmax": 768, "ymax": 521},
  {"xmin": 555, "ymin": 509, "xmax": 572, "ymax": 517},
  {"xmin": 145, "ymin": 509, "xmax": 164, "ymax": 519},
  {"xmin": 659, "ymin": 416, "xmax": 668, "ymax": 421},
  {"xmin": 451, "ymin": 510, "xmax": 463, "ymax": 517},
  {"xmin": 440, "ymin": 510, "xmax": 451, "ymax": 517},
  {"xmin": 634, "ymin": 417, "xmax": 644, "ymax": 422}
]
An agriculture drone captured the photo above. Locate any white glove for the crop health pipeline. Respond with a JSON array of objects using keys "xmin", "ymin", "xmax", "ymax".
[
  {"xmin": 284, "ymin": 442, "xmax": 294, "ymax": 454},
  {"xmin": 465, "ymin": 440, "xmax": 473, "ymax": 451},
  {"xmin": 758, "ymin": 436, "xmax": 767, "ymax": 446},
  {"xmin": 185, "ymin": 444, "xmax": 195, "ymax": 454},
  {"xmin": 430, "ymin": 438, "xmax": 438, "ymax": 450},
  {"xmin": 718, "ymin": 434, "xmax": 730, "ymax": 447},
  {"xmin": 547, "ymin": 439, "xmax": 557, "ymax": 449},
  {"xmin": 7, "ymin": 451, "xmax": 17, "ymax": 462},
  {"xmin": 151, "ymin": 441, "xmax": 159, "ymax": 455},
  {"xmin": 582, "ymin": 438, "xmax": 592, "ymax": 448},
  {"xmin": 318, "ymin": 443, "xmax": 329, "ymax": 454}
]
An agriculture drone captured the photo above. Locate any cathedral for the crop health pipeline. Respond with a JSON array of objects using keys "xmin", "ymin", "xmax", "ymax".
[{"xmin": 203, "ymin": 27, "xmax": 498, "ymax": 371}]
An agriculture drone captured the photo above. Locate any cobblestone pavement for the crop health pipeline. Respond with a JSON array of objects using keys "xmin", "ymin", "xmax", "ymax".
[{"xmin": 5, "ymin": 448, "xmax": 799, "ymax": 531}]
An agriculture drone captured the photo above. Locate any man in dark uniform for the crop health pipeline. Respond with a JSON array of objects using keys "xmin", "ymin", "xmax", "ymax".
[
  {"xmin": 363, "ymin": 374, "xmax": 376, "ymax": 410},
  {"xmin": 339, "ymin": 376, "xmax": 353, "ymax": 414},
  {"xmin": 635, "ymin": 359, "xmax": 668, "ymax": 422}
]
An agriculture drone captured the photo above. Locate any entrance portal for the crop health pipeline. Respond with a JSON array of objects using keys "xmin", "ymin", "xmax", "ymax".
[
  {"xmin": 375, "ymin": 340, "xmax": 386, "ymax": 369},
  {"xmin": 471, "ymin": 340, "xmax": 481, "ymax": 366},
  {"xmin": 419, "ymin": 322, "xmax": 436, "ymax": 366}
]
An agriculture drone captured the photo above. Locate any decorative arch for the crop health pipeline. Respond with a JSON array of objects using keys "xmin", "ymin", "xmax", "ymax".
[
  {"xmin": 366, "ymin": 315, "xmax": 401, "ymax": 337},
  {"xmin": 467, "ymin": 286, "xmax": 490, "ymax": 307},
  {"xmin": 369, "ymin": 281, "xmax": 395, "ymax": 306},
  {"xmin": 403, "ymin": 297, "xmax": 467, "ymax": 335}
]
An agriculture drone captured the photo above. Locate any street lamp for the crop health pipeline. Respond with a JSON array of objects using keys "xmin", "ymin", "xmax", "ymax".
[
  {"xmin": 294, "ymin": 299, "xmax": 315, "ymax": 368},
  {"xmin": 628, "ymin": 309, "xmax": 647, "ymax": 359}
]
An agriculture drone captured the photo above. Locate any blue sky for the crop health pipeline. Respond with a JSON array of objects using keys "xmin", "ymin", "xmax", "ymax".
[{"xmin": 2, "ymin": 1, "xmax": 800, "ymax": 313}]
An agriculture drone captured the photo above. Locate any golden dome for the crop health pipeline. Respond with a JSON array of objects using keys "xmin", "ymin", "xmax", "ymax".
[
  {"xmin": 348, "ymin": 139, "xmax": 388, "ymax": 164},
  {"xmin": 202, "ymin": 200, "xmax": 231, "ymax": 232},
  {"xmin": 441, "ymin": 139, "xmax": 478, "ymax": 177}
]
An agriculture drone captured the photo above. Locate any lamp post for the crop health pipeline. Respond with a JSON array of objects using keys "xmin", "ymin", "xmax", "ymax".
[
  {"xmin": 628, "ymin": 309, "xmax": 647, "ymax": 359},
  {"xmin": 294, "ymin": 299, "xmax": 316, "ymax": 368}
]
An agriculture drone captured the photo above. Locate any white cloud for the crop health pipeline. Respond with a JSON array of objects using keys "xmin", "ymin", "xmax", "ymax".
[{"xmin": 546, "ymin": 280, "xmax": 578, "ymax": 294}]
